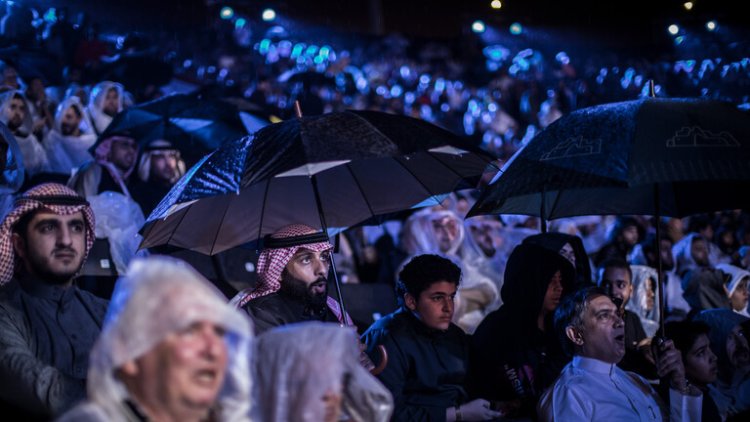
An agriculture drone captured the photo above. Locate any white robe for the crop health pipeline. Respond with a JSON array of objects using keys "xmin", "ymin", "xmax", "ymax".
[{"xmin": 538, "ymin": 356, "xmax": 702, "ymax": 422}]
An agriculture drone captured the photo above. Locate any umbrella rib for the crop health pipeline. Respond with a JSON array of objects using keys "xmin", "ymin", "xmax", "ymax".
[
  {"xmin": 209, "ymin": 196, "xmax": 234, "ymax": 255},
  {"xmin": 164, "ymin": 202, "xmax": 192, "ymax": 247},
  {"xmin": 391, "ymin": 155, "xmax": 445, "ymax": 205},
  {"xmin": 427, "ymin": 151, "xmax": 474, "ymax": 182},
  {"xmin": 345, "ymin": 162, "xmax": 376, "ymax": 217},
  {"xmin": 256, "ymin": 180, "xmax": 271, "ymax": 246}
]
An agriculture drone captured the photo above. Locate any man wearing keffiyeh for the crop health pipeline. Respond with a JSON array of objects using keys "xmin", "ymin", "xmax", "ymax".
[
  {"xmin": 0, "ymin": 183, "xmax": 108, "ymax": 419},
  {"xmin": 232, "ymin": 224, "xmax": 351, "ymax": 334}
]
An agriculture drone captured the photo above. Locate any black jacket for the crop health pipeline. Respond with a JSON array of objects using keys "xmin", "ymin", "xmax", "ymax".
[
  {"xmin": 362, "ymin": 308, "xmax": 469, "ymax": 421},
  {"xmin": 242, "ymin": 291, "xmax": 338, "ymax": 334}
]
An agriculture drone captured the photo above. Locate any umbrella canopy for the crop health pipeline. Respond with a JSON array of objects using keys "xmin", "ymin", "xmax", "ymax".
[
  {"xmin": 467, "ymin": 96, "xmax": 750, "ymax": 338},
  {"xmin": 94, "ymin": 93, "xmax": 252, "ymax": 166},
  {"xmin": 140, "ymin": 110, "xmax": 496, "ymax": 255},
  {"xmin": 468, "ymin": 97, "xmax": 750, "ymax": 220}
]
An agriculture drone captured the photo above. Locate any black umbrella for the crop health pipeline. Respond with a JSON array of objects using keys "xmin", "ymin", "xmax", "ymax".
[
  {"xmin": 467, "ymin": 96, "xmax": 750, "ymax": 335},
  {"xmin": 140, "ymin": 109, "xmax": 496, "ymax": 319},
  {"xmin": 94, "ymin": 93, "xmax": 251, "ymax": 166}
]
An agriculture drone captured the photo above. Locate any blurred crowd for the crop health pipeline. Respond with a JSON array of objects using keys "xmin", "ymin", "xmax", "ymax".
[{"xmin": 0, "ymin": 1, "xmax": 749, "ymax": 421}]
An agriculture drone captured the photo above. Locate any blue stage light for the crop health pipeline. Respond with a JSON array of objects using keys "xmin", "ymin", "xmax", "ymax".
[
  {"xmin": 472, "ymin": 20, "xmax": 486, "ymax": 33},
  {"xmin": 509, "ymin": 22, "xmax": 523, "ymax": 35},
  {"xmin": 220, "ymin": 7, "xmax": 234, "ymax": 20}
]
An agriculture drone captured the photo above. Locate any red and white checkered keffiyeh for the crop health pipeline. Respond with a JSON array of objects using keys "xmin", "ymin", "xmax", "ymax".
[
  {"xmin": 0, "ymin": 183, "xmax": 96, "ymax": 284},
  {"xmin": 230, "ymin": 224, "xmax": 353, "ymax": 325},
  {"xmin": 233, "ymin": 224, "xmax": 332, "ymax": 306}
]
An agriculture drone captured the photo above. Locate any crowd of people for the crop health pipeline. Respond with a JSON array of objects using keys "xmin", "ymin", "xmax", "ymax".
[{"xmin": 0, "ymin": 1, "xmax": 749, "ymax": 421}]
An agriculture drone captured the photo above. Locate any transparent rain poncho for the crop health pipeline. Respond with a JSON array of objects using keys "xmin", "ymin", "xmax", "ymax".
[
  {"xmin": 253, "ymin": 322, "xmax": 393, "ymax": 422},
  {"xmin": 61, "ymin": 256, "xmax": 254, "ymax": 421},
  {"xmin": 628, "ymin": 265, "xmax": 661, "ymax": 338}
]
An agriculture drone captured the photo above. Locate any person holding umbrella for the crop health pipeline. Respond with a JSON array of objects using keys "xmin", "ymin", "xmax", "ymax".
[{"xmin": 538, "ymin": 287, "xmax": 702, "ymax": 421}]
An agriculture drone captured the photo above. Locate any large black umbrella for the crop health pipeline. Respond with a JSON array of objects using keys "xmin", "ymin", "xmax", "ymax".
[
  {"xmin": 140, "ymin": 109, "xmax": 496, "ymax": 320},
  {"xmin": 467, "ymin": 96, "xmax": 750, "ymax": 335},
  {"xmin": 141, "ymin": 109, "xmax": 496, "ymax": 253},
  {"xmin": 94, "ymin": 93, "xmax": 251, "ymax": 166}
]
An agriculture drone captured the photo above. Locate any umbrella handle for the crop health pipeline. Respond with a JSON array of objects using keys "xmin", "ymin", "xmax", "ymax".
[{"xmin": 370, "ymin": 345, "xmax": 388, "ymax": 375}]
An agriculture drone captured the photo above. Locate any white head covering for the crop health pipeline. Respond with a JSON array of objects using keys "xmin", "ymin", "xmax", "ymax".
[
  {"xmin": 87, "ymin": 81, "xmax": 124, "ymax": 134},
  {"xmin": 136, "ymin": 139, "xmax": 186, "ymax": 184},
  {"xmin": 85, "ymin": 256, "xmax": 254, "ymax": 421},
  {"xmin": 627, "ymin": 265, "xmax": 661, "ymax": 338},
  {"xmin": 253, "ymin": 322, "xmax": 392, "ymax": 422},
  {"xmin": 44, "ymin": 96, "xmax": 97, "ymax": 173},
  {"xmin": 716, "ymin": 263, "xmax": 750, "ymax": 297},
  {"xmin": 672, "ymin": 232, "xmax": 704, "ymax": 275}
]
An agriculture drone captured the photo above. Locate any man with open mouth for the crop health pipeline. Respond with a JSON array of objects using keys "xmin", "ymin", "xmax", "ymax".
[
  {"xmin": 232, "ymin": 224, "xmax": 352, "ymax": 334},
  {"xmin": 539, "ymin": 286, "xmax": 703, "ymax": 421}
]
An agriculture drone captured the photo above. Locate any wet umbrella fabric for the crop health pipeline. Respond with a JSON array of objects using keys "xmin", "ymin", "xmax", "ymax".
[
  {"xmin": 140, "ymin": 110, "xmax": 496, "ymax": 255},
  {"xmin": 467, "ymin": 97, "xmax": 750, "ymax": 337},
  {"xmin": 93, "ymin": 93, "xmax": 250, "ymax": 166},
  {"xmin": 468, "ymin": 97, "xmax": 750, "ymax": 220}
]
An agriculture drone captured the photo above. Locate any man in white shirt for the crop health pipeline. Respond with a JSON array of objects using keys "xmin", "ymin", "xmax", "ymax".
[{"xmin": 538, "ymin": 286, "xmax": 703, "ymax": 421}]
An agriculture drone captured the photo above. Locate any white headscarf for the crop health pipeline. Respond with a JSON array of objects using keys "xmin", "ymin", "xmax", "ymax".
[
  {"xmin": 87, "ymin": 81, "xmax": 124, "ymax": 134},
  {"xmin": 44, "ymin": 96, "xmax": 97, "ymax": 173},
  {"xmin": 82, "ymin": 256, "xmax": 254, "ymax": 421},
  {"xmin": 253, "ymin": 322, "xmax": 392, "ymax": 422}
]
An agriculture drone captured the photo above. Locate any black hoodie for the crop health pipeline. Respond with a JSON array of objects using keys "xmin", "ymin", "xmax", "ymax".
[{"xmin": 467, "ymin": 243, "xmax": 575, "ymax": 417}]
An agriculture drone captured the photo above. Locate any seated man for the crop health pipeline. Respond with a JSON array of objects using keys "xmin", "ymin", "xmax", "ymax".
[
  {"xmin": 538, "ymin": 286, "xmax": 702, "ymax": 421},
  {"xmin": 362, "ymin": 254, "xmax": 501, "ymax": 421},
  {"xmin": 130, "ymin": 139, "xmax": 185, "ymax": 217},
  {"xmin": 0, "ymin": 183, "xmax": 107, "ymax": 418},
  {"xmin": 59, "ymin": 256, "xmax": 253, "ymax": 421},
  {"xmin": 232, "ymin": 224, "xmax": 352, "ymax": 334}
]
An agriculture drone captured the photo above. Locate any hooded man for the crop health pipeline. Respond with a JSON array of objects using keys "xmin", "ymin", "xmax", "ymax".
[
  {"xmin": 716, "ymin": 264, "xmax": 750, "ymax": 318},
  {"xmin": 58, "ymin": 256, "xmax": 254, "ymax": 422},
  {"xmin": 44, "ymin": 96, "xmax": 97, "ymax": 175},
  {"xmin": 0, "ymin": 90, "xmax": 49, "ymax": 176},
  {"xmin": 232, "ymin": 224, "xmax": 352, "ymax": 334},
  {"xmin": 0, "ymin": 183, "xmax": 107, "ymax": 418},
  {"xmin": 86, "ymin": 81, "xmax": 123, "ymax": 135},
  {"xmin": 693, "ymin": 309, "xmax": 750, "ymax": 419},
  {"xmin": 468, "ymin": 243, "xmax": 575, "ymax": 419},
  {"xmin": 68, "ymin": 134, "xmax": 138, "ymax": 199},
  {"xmin": 673, "ymin": 233, "xmax": 731, "ymax": 313},
  {"xmin": 130, "ymin": 139, "xmax": 186, "ymax": 217}
]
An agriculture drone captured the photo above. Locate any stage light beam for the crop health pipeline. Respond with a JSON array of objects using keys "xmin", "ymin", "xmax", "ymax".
[{"xmin": 472, "ymin": 20, "xmax": 486, "ymax": 33}]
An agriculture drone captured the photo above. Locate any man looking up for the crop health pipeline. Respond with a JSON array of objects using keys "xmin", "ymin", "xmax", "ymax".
[{"xmin": 538, "ymin": 286, "xmax": 702, "ymax": 421}]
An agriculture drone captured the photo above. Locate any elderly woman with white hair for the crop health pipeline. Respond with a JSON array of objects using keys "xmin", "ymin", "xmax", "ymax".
[{"xmin": 58, "ymin": 256, "xmax": 254, "ymax": 422}]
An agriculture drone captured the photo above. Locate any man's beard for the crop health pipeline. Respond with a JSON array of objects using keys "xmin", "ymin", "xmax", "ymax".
[
  {"xmin": 7, "ymin": 117, "xmax": 22, "ymax": 132},
  {"xmin": 279, "ymin": 270, "xmax": 328, "ymax": 314},
  {"xmin": 24, "ymin": 246, "xmax": 83, "ymax": 285},
  {"xmin": 61, "ymin": 123, "xmax": 79, "ymax": 137}
]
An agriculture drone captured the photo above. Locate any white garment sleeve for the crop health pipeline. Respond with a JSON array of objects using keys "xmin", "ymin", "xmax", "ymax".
[{"xmin": 668, "ymin": 388, "xmax": 702, "ymax": 422}]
